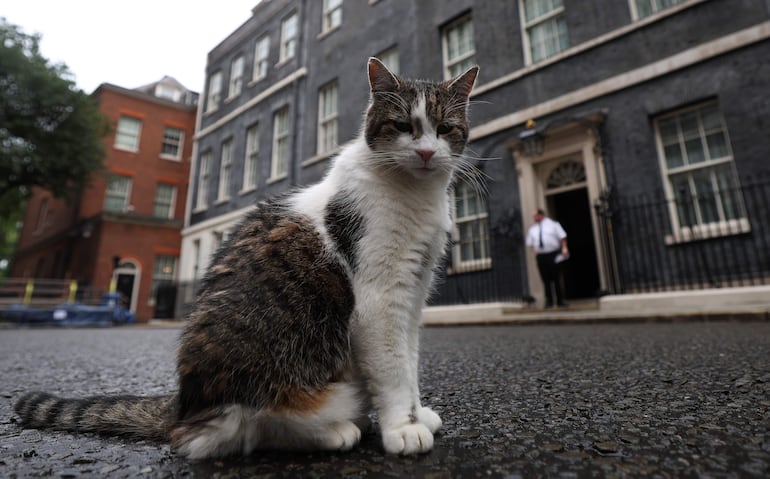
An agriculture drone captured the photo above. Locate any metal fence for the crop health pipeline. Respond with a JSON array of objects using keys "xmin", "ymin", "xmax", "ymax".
[{"xmin": 597, "ymin": 176, "xmax": 770, "ymax": 294}]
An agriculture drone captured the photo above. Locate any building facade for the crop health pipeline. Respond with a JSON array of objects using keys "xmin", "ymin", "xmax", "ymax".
[
  {"xmin": 12, "ymin": 77, "xmax": 198, "ymax": 321},
  {"xmin": 180, "ymin": 0, "xmax": 770, "ymax": 313}
]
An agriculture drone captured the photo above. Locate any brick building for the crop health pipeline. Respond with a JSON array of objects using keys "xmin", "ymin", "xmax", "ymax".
[
  {"xmin": 178, "ymin": 0, "xmax": 770, "ymax": 315},
  {"xmin": 11, "ymin": 77, "xmax": 198, "ymax": 322}
]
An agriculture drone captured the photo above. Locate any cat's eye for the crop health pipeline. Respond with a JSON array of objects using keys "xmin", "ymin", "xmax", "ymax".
[
  {"xmin": 436, "ymin": 124, "xmax": 453, "ymax": 135},
  {"xmin": 393, "ymin": 121, "xmax": 413, "ymax": 133}
]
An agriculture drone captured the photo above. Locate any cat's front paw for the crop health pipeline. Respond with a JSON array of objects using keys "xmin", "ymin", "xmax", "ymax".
[
  {"xmin": 382, "ymin": 423, "xmax": 434, "ymax": 455},
  {"xmin": 417, "ymin": 407, "xmax": 442, "ymax": 434},
  {"xmin": 318, "ymin": 420, "xmax": 361, "ymax": 451}
]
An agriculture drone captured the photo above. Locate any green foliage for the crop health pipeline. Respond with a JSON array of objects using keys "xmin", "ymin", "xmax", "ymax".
[{"xmin": 0, "ymin": 17, "xmax": 108, "ymax": 206}]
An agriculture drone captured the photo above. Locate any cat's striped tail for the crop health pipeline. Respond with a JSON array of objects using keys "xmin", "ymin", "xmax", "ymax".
[{"xmin": 14, "ymin": 391, "xmax": 176, "ymax": 441}]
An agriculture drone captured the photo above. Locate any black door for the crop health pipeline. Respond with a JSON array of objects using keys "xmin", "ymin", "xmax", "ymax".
[
  {"xmin": 115, "ymin": 273, "xmax": 135, "ymax": 309},
  {"xmin": 549, "ymin": 188, "xmax": 600, "ymax": 299}
]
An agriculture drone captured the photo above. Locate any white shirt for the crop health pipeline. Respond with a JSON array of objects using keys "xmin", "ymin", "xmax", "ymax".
[{"xmin": 526, "ymin": 217, "xmax": 567, "ymax": 254}]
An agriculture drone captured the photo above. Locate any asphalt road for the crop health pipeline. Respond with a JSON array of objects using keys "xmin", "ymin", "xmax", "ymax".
[{"xmin": 1, "ymin": 321, "xmax": 768, "ymax": 478}]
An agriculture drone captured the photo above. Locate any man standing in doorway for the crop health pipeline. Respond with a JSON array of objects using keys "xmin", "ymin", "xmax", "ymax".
[{"xmin": 526, "ymin": 208, "xmax": 569, "ymax": 308}]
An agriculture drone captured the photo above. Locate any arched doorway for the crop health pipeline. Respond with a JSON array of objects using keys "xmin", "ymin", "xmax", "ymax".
[
  {"xmin": 544, "ymin": 160, "xmax": 600, "ymax": 299},
  {"xmin": 113, "ymin": 260, "xmax": 140, "ymax": 313}
]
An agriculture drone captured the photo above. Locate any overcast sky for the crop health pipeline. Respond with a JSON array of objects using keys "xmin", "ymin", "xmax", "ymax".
[{"xmin": 3, "ymin": 1, "xmax": 261, "ymax": 94}]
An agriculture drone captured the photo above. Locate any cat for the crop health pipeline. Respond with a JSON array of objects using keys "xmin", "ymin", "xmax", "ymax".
[{"xmin": 14, "ymin": 57, "xmax": 479, "ymax": 460}]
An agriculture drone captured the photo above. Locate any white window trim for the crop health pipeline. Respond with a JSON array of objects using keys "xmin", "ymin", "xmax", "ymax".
[
  {"xmin": 159, "ymin": 127, "xmax": 184, "ymax": 161},
  {"xmin": 252, "ymin": 36, "xmax": 270, "ymax": 83},
  {"xmin": 519, "ymin": 0, "xmax": 567, "ymax": 66},
  {"xmin": 447, "ymin": 185, "xmax": 492, "ymax": 274},
  {"xmin": 271, "ymin": 107, "xmax": 290, "ymax": 181},
  {"xmin": 195, "ymin": 152, "xmax": 211, "ymax": 212},
  {"xmin": 629, "ymin": 0, "xmax": 685, "ymax": 21},
  {"xmin": 317, "ymin": 81, "xmax": 338, "ymax": 155},
  {"xmin": 217, "ymin": 139, "xmax": 233, "ymax": 203},
  {"xmin": 105, "ymin": 175, "xmax": 133, "ymax": 213},
  {"xmin": 114, "ymin": 116, "xmax": 142, "ymax": 152},
  {"xmin": 279, "ymin": 13, "xmax": 299, "ymax": 64},
  {"xmin": 321, "ymin": 0, "xmax": 343, "ymax": 35},
  {"xmin": 154, "ymin": 184, "xmax": 177, "ymax": 219},
  {"xmin": 441, "ymin": 15, "xmax": 476, "ymax": 80},
  {"xmin": 241, "ymin": 124, "xmax": 259, "ymax": 194},
  {"xmin": 206, "ymin": 71, "xmax": 223, "ymax": 113},
  {"xmin": 654, "ymin": 101, "xmax": 748, "ymax": 243},
  {"xmin": 227, "ymin": 55, "xmax": 245, "ymax": 101}
]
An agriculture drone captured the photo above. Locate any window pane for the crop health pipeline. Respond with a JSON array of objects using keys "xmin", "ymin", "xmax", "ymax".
[
  {"xmin": 684, "ymin": 138, "xmax": 705, "ymax": 164},
  {"xmin": 658, "ymin": 118, "xmax": 679, "ymax": 144},
  {"xmin": 664, "ymin": 144, "xmax": 683, "ymax": 169},
  {"xmin": 679, "ymin": 112, "xmax": 699, "ymax": 138},
  {"xmin": 706, "ymin": 132, "xmax": 728, "ymax": 160}
]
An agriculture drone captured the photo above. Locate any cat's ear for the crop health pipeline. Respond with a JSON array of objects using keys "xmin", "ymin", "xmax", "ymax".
[
  {"xmin": 446, "ymin": 65, "xmax": 479, "ymax": 99},
  {"xmin": 367, "ymin": 57, "xmax": 400, "ymax": 93}
]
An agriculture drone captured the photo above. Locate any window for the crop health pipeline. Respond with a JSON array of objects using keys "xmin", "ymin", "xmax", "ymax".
[
  {"xmin": 155, "ymin": 84, "xmax": 182, "ymax": 102},
  {"xmin": 151, "ymin": 255, "xmax": 177, "ymax": 300},
  {"xmin": 228, "ymin": 55, "xmax": 245, "ymax": 99},
  {"xmin": 271, "ymin": 107, "xmax": 290, "ymax": 179},
  {"xmin": 195, "ymin": 151, "xmax": 211, "ymax": 209},
  {"xmin": 655, "ymin": 102, "xmax": 747, "ymax": 238},
  {"xmin": 253, "ymin": 36, "xmax": 270, "ymax": 81},
  {"xmin": 243, "ymin": 124, "xmax": 259, "ymax": 191},
  {"xmin": 217, "ymin": 139, "xmax": 233, "ymax": 201},
  {"xmin": 115, "ymin": 116, "xmax": 141, "ymax": 151},
  {"xmin": 317, "ymin": 81, "xmax": 338, "ymax": 155},
  {"xmin": 212, "ymin": 231, "xmax": 224, "ymax": 255},
  {"xmin": 631, "ymin": 0, "xmax": 685, "ymax": 20},
  {"xmin": 206, "ymin": 71, "xmax": 223, "ymax": 112},
  {"xmin": 323, "ymin": 0, "xmax": 343, "ymax": 33},
  {"xmin": 161, "ymin": 126, "xmax": 183, "ymax": 160},
  {"xmin": 153, "ymin": 183, "xmax": 177, "ymax": 218},
  {"xmin": 104, "ymin": 174, "xmax": 132, "ymax": 212},
  {"xmin": 280, "ymin": 13, "xmax": 298, "ymax": 62},
  {"xmin": 521, "ymin": 0, "xmax": 569, "ymax": 64},
  {"xmin": 450, "ymin": 181, "xmax": 491, "ymax": 271},
  {"xmin": 377, "ymin": 47, "xmax": 400, "ymax": 75},
  {"xmin": 442, "ymin": 16, "xmax": 476, "ymax": 79}
]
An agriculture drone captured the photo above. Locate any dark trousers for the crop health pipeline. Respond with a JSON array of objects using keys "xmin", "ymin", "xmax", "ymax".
[{"xmin": 536, "ymin": 251, "xmax": 564, "ymax": 306}]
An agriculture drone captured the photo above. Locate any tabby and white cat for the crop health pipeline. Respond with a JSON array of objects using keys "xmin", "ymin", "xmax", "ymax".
[{"xmin": 14, "ymin": 58, "xmax": 479, "ymax": 459}]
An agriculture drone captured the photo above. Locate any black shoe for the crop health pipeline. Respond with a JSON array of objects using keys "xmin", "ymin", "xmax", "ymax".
[{"xmin": 557, "ymin": 302, "xmax": 568, "ymax": 308}]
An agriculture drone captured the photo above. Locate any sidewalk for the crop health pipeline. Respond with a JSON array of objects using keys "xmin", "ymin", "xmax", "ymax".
[{"xmin": 422, "ymin": 285, "xmax": 770, "ymax": 326}]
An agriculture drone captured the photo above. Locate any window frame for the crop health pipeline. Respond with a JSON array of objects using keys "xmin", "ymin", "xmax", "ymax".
[
  {"xmin": 376, "ymin": 47, "xmax": 400, "ymax": 75},
  {"xmin": 227, "ymin": 55, "xmax": 245, "ymax": 100},
  {"xmin": 160, "ymin": 126, "xmax": 184, "ymax": 161},
  {"xmin": 253, "ymin": 35, "xmax": 270, "ymax": 82},
  {"xmin": 317, "ymin": 81, "xmax": 339, "ymax": 155},
  {"xmin": 441, "ymin": 15, "xmax": 476, "ymax": 80},
  {"xmin": 449, "ymin": 180, "xmax": 492, "ymax": 273},
  {"xmin": 519, "ymin": 0, "xmax": 569, "ymax": 65},
  {"xmin": 114, "ymin": 116, "xmax": 142, "ymax": 152},
  {"xmin": 242, "ymin": 123, "xmax": 260, "ymax": 192},
  {"xmin": 153, "ymin": 183, "xmax": 177, "ymax": 219},
  {"xmin": 195, "ymin": 151, "xmax": 211, "ymax": 211},
  {"xmin": 271, "ymin": 106, "xmax": 291, "ymax": 181},
  {"xmin": 217, "ymin": 138, "xmax": 233, "ymax": 202},
  {"xmin": 206, "ymin": 71, "xmax": 223, "ymax": 113},
  {"xmin": 629, "ymin": 0, "xmax": 685, "ymax": 20},
  {"xmin": 322, "ymin": 0, "xmax": 343, "ymax": 33},
  {"xmin": 151, "ymin": 255, "xmax": 177, "ymax": 303},
  {"xmin": 104, "ymin": 174, "xmax": 133, "ymax": 213},
  {"xmin": 280, "ymin": 13, "xmax": 299, "ymax": 63},
  {"xmin": 653, "ymin": 101, "xmax": 749, "ymax": 242}
]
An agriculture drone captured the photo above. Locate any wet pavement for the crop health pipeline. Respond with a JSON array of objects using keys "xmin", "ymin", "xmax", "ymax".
[{"xmin": 1, "ymin": 321, "xmax": 768, "ymax": 478}]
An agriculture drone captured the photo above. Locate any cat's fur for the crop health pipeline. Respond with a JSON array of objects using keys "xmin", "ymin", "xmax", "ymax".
[{"xmin": 14, "ymin": 58, "xmax": 479, "ymax": 459}]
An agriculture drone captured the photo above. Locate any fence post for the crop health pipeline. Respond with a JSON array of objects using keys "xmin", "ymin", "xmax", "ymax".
[
  {"xmin": 68, "ymin": 280, "xmax": 78, "ymax": 303},
  {"xmin": 23, "ymin": 279, "xmax": 34, "ymax": 305}
]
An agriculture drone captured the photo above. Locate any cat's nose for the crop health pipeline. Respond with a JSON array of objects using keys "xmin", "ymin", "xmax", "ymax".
[{"xmin": 416, "ymin": 149, "xmax": 435, "ymax": 162}]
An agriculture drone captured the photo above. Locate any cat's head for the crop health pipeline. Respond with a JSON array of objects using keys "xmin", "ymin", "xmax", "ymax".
[{"xmin": 364, "ymin": 58, "xmax": 478, "ymax": 181}]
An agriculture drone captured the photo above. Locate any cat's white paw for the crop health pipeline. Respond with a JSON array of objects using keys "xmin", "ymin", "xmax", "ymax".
[
  {"xmin": 382, "ymin": 423, "xmax": 434, "ymax": 455},
  {"xmin": 417, "ymin": 407, "xmax": 442, "ymax": 434},
  {"xmin": 317, "ymin": 420, "xmax": 361, "ymax": 451}
]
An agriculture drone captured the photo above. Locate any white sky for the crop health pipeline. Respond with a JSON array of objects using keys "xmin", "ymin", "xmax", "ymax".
[{"xmin": 3, "ymin": 1, "xmax": 261, "ymax": 94}]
